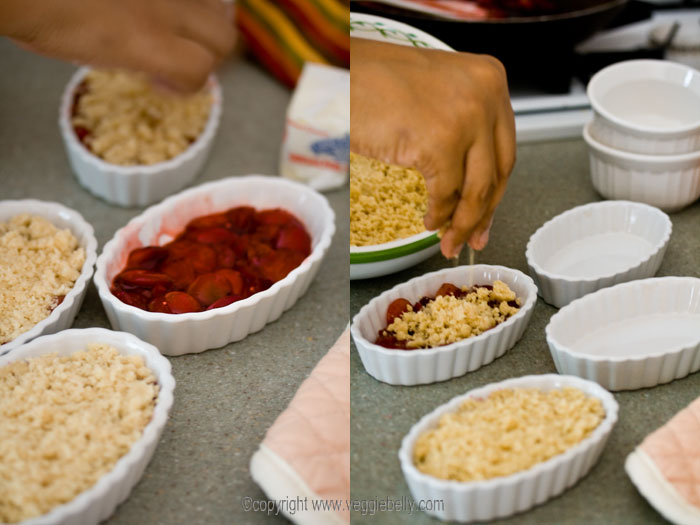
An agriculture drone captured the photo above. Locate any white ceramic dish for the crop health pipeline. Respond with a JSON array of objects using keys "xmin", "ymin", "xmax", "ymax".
[
  {"xmin": 59, "ymin": 67, "xmax": 222, "ymax": 207},
  {"xmin": 526, "ymin": 200, "xmax": 672, "ymax": 308},
  {"xmin": 587, "ymin": 59, "xmax": 700, "ymax": 154},
  {"xmin": 1, "ymin": 327, "xmax": 175, "ymax": 525},
  {"xmin": 94, "ymin": 175, "xmax": 335, "ymax": 355},
  {"xmin": 583, "ymin": 122, "xmax": 700, "ymax": 212},
  {"xmin": 398, "ymin": 374, "xmax": 619, "ymax": 523},
  {"xmin": 546, "ymin": 276, "xmax": 700, "ymax": 391},
  {"xmin": 350, "ymin": 12, "xmax": 453, "ymax": 51},
  {"xmin": 351, "ymin": 265, "xmax": 537, "ymax": 385},
  {"xmin": 350, "ymin": 230, "xmax": 441, "ymax": 280},
  {"xmin": 0, "ymin": 200, "xmax": 97, "ymax": 356}
]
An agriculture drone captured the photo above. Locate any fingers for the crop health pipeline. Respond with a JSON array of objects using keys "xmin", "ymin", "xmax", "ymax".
[
  {"xmin": 439, "ymin": 137, "xmax": 497, "ymax": 258},
  {"xmin": 128, "ymin": 33, "xmax": 217, "ymax": 92},
  {"xmin": 172, "ymin": 0, "xmax": 235, "ymax": 61},
  {"xmin": 422, "ymin": 154, "xmax": 464, "ymax": 232}
]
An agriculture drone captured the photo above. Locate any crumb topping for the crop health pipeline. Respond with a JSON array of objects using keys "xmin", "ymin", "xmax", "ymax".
[
  {"xmin": 0, "ymin": 214, "xmax": 85, "ymax": 345},
  {"xmin": 0, "ymin": 344, "xmax": 158, "ymax": 523},
  {"xmin": 414, "ymin": 387, "xmax": 605, "ymax": 482},
  {"xmin": 385, "ymin": 280, "xmax": 520, "ymax": 349},
  {"xmin": 71, "ymin": 70, "xmax": 212, "ymax": 166},
  {"xmin": 350, "ymin": 152, "xmax": 428, "ymax": 246}
]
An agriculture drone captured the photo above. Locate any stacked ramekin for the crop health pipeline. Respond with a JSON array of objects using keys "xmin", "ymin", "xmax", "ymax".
[{"xmin": 584, "ymin": 59, "xmax": 700, "ymax": 212}]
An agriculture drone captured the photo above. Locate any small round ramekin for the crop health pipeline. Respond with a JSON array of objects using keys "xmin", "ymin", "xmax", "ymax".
[
  {"xmin": 398, "ymin": 374, "xmax": 618, "ymax": 523},
  {"xmin": 587, "ymin": 59, "xmax": 700, "ymax": 154},
  {"xmin": 526, "ymin": 200, "xmax": 672, "ymax": 308},
  {"xmin": 94, "ymin": 175, "xmax": 335, "ymax": 355},
  {"xmin": 1, "ymin": 327, "xmax": 174, "ymax": 525},
  {"xmin": 58, "ymin": 67, "xmax": 222, "ymax": 207},
  {"xmin": 583, "ymin": 122, "xmax": 700, "ymax": 212},
  {"xmin": 546, "ymin": 276, "xmax": 700, "ymax": 391},
  {"xmin": 0, "ymin": 200, "xmax": 97, "ymax": 356},
  {"xmin": 351, "ymin": 265, "xmax": 537, "ymax": 385},
  {"xmin": 350, "ymin": 230, "xmax": 440, "ymax": 280}
]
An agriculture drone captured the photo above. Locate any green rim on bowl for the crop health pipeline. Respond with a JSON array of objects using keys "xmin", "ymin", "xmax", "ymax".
[{"xmin": 350, "ymin": 233, "xmax": 440, "ymax": 264}]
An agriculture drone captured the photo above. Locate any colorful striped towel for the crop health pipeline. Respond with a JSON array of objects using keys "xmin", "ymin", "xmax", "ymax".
[{"xmin": 236, "ymin": 0, "xmax": 349, "ymax": 87}]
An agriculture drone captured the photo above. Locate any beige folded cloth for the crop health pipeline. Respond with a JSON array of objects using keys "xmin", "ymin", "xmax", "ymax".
[
  {"xmin": 250, "ymin": 329, "xmax": 349, "ymax": 524},
  {"xmin": 625, "ymin": 395, "xmax": 700, "ymax": 525}
]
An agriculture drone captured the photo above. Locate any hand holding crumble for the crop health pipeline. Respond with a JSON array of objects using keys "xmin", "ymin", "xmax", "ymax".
[
  {"xmin": 0, "ymin": 0, "xmax": 235, "ymax": 93},
  {"xmin": 350, "ymin": 38, "xmax": 516, "ymax": 258}
]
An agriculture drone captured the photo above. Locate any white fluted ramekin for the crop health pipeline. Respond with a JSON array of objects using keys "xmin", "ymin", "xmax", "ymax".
[
  {"xmin": 0, "ymin": 200, "xmax": 97, "ymax": 356},
  {"xmin": 587, "ymin": 59, "xmax": 700, "ymax": 155},
  {"xmin": 526, "ymin": 200, "xmax": 671, "ymax": 308},
  {"xmin": 399, "ymin": 374, "xmax": 618, "ymax": 523},
  {"xmin": 94, "ymin": 175, "xmax": 335, "ymax": 355},
  {"xmin": 59, "ymin": 67, "xmax": 222, "ymax": 207},
  {"xmin": 350, "ymin": 265, "xmax": 537, "ymax": 385},
  {"xmin": 2, "ymin": 327, "xmax": 174, "ymax": 525},
  {"xmin": 546, "ymin": 277, "xmax": 700, "ymax": 391},
  {"xmin": 583, "ymin": 122, "xmax": 700, "ymax": 212}
]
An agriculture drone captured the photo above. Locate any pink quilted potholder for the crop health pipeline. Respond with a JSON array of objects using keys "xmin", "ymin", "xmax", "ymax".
[
  {"xmin": 625, "ymin": 395, "xmax": 700, "ymax": 525},
  {"xmin": 250, "ymin": 329, "xmax": 350, "ymax": 525}
]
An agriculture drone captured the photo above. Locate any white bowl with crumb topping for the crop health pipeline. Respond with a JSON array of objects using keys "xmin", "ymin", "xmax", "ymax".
[
  {"xmin": 0, "ymin": 200, "xmax": 97, "ymax": 356},
  {"xmin": 58, "ymin": 67, "xmax": 222, "ymax": 207},
  {"xmin": 350, "ymin": 265, "xmax": 538, "ymax": 385},
  {"xmin": 94, "ymin": 175, "xmax": 335, "ymax": 355},
  {"xmin": 526, "ymin": 200, "xmax": 672, "ymax": 308},
  {"xmin": 398, "ymin": 374, "xmax": 618, "ymax": 523},
  {"xmin": 0, "ymin": 327, "xmax": 174, "ymax": 525}
]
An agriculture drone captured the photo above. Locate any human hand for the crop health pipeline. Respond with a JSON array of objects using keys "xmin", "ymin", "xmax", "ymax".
[
  {"xmin": 0, "ymin": 0, "xmax": 235, "ymax": 92},
  {"xmin": 350, "ymin": 38, "xmax": 516, "ymax": 258}
]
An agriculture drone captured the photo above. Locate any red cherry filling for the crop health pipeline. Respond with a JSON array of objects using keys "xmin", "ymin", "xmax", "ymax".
[{"xmin": 111, "ymin": 206, "xmax": 312, "ymax": 313}]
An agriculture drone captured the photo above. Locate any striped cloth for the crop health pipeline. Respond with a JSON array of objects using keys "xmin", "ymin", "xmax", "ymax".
[{"xmin": 236, "ymin": 0, "xmax": 349, "ymax": 87}]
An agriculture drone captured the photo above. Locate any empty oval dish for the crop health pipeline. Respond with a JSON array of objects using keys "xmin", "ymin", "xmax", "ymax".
[
  {"xmin": 526, "ymin": 201, "xmax": 671, "ymax": 307},
  {"xmin": 546, "ymin": 277, "xmax": 700, "ymax": 390}
]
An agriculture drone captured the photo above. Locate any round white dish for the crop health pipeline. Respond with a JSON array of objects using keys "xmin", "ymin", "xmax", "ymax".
[
  {"xmin": 546, "ymin": 276, "xmax": 700, "ymax": 391},
  {"xmin": 59, "ymin": 67, "xmax": 222, "ymax": 207},
  {"xmin": 398, "ymin": 374, "xmax": 619, "ymax": 523},
  {"xmin": 351, "ymin": 265, "xmax": 537, "ymax": 385},
  {"xmin": 587, "ymin": 59, "xmax": 700, "ymax": 154},
  {"xmin": 526, "ymin": 200, "xmax": 672, "ymax": 308},
  {"xmin": 348, "ymin": 13, "xmax": 450, "ymax": 279},
  {"xmin": 583, "ymin": 121, "xmax": 700, "ymax": 212},
  {"xmin": 94, "ymin": 175, "xmax": 335, "ymax": 355},
  {"xmin": 0, "ymin": 200, "xmax": 98, "ymax": 356},
  {"xmin": 1, "ymin": 327, "xmax": 175, "ymax": 525},
  {"xmin": 350, "ymin": 230, "xmax": 441, "ymax": 280}
]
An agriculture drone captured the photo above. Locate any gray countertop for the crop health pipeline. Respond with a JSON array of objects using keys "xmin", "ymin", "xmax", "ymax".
[
  {"xmin": 350, "ymin": 139, "xmax": 700, "ymax": 524},
  {"xmin": 1, "ymin": 40, "xmax": 349, "ymax": 525}
]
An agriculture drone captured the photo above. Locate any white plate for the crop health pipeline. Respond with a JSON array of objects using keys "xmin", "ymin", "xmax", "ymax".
[
  {"xmin": 351, "ymin": 265, "xmax": 537, "ymax": 385},
  {"xmin": 526, "ymin": 200, "xmax": 671, "ymax": 307},
  {"xmin": 2, "ymin": 328, "xmax": 175, "ymax": 525},
  {"xmin": 399, "ymin": 374, "xmax": 619, "ymax": 522},
  {"xmin": 546, "ymin": 276, "xmax": 700, "ymax": 390},
  {"xmin": 350, "ymin": 13, "xmax": 454, "ymax": 51},
  {"xmin": 0, "ymin": 200, "xmax": 97, "ymax": 356},
  {"xmin": 94, "ymin": 175, "xmax": 335, "ymax": 355}
]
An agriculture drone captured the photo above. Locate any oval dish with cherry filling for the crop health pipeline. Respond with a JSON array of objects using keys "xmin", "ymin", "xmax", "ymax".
[
  {"xmin": 376, "ymin": 280, "xmax": 521, "ymax": 350},
  {"xmin": 111, "ymin": 206, "xmax": 312, "ymax": 314}
]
